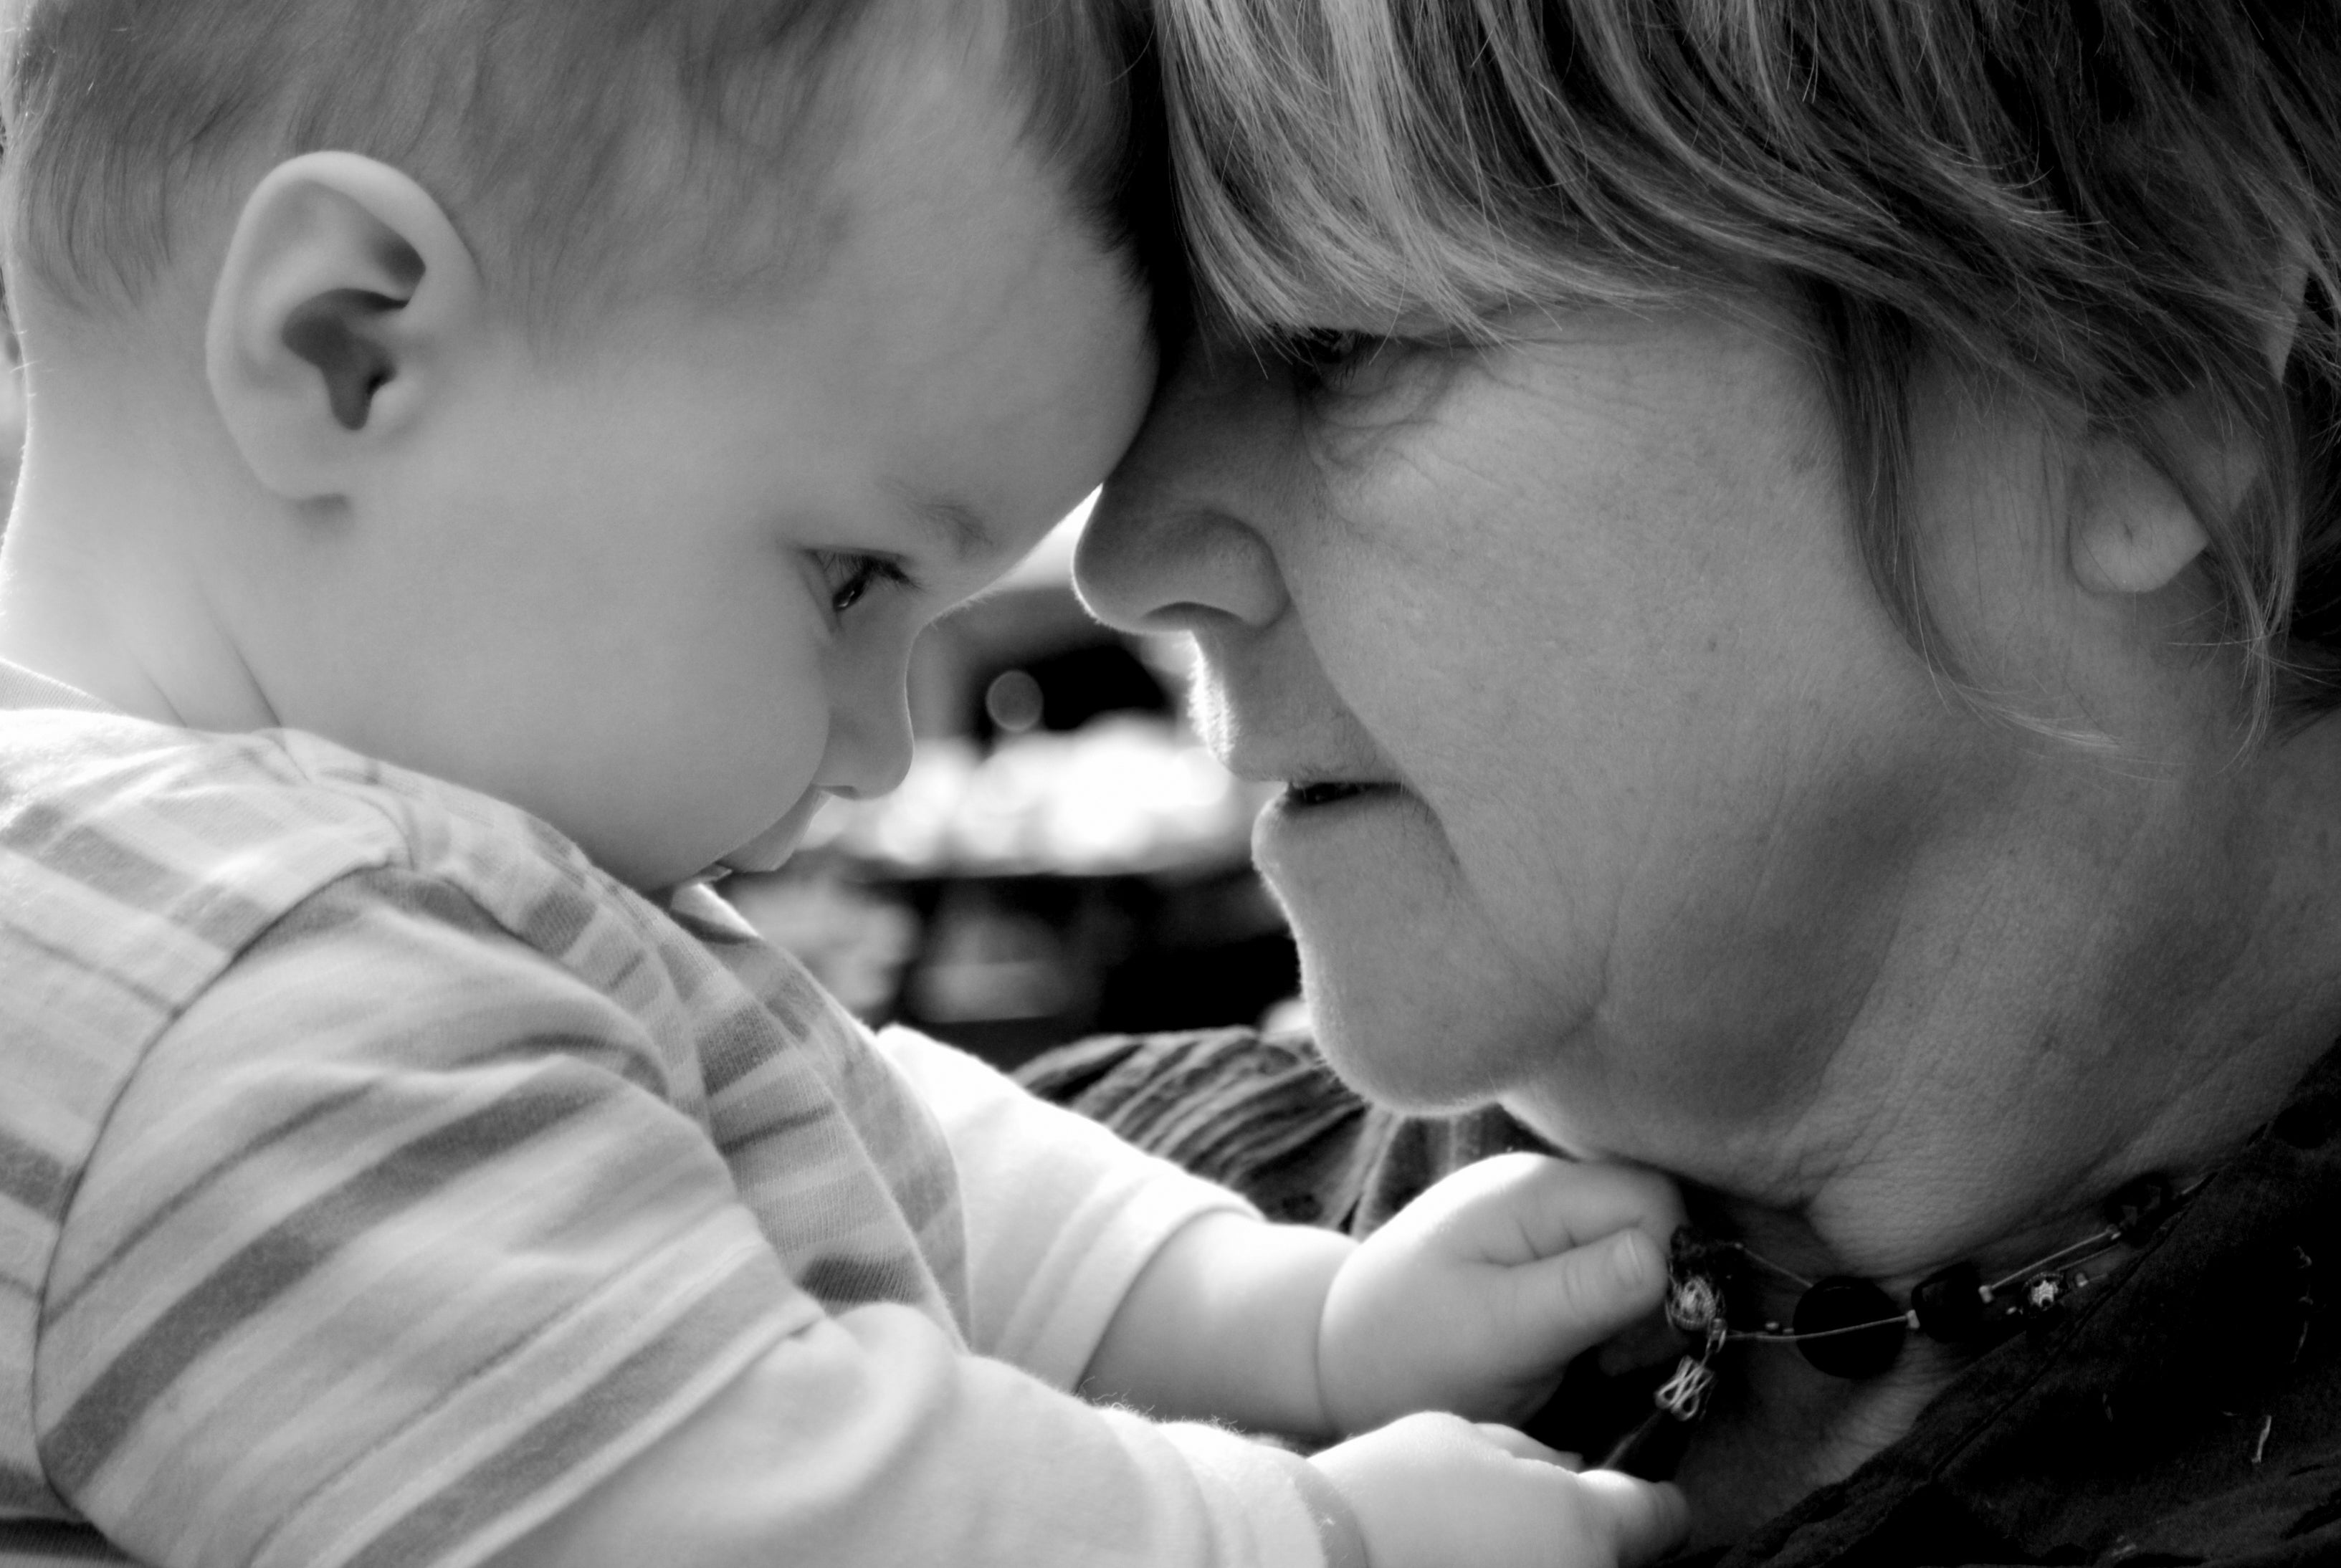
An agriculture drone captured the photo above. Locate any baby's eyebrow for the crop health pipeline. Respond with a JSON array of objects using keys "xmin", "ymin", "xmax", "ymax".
[{"xmin": 901, "ymin": 493, "xmax": 997, "ymax": 565}]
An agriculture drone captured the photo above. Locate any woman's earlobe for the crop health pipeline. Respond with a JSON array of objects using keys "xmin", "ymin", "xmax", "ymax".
[
  {"xmin": 204, "ymin": 151, "xmax": 484, "ymax": 499},
  {"xmin": 2069, "ymin": 458, "xmax": 2211, "ymax": 596},
  {"xmin": 2066, "ymin": 389, "xmax": 2273, "ymax": 600}
]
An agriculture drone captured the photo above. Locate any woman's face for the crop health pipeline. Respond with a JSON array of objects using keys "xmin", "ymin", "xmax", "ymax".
[{"xmin": 1078, "ymin": 300, "xmax": 2020, "ymax": 1183}]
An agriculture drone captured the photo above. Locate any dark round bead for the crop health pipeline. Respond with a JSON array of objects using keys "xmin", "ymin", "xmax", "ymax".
[
  {"xmin": 1911, "ymin": 1261, "xmax": 1986, "ymax": 1343},
  {"xmin": 1791, "ymin": 1276, "xmax": 1908, "ymax": 1379},
  {"xmin": 2274, "ymin": 1099, "xmax": 2337, "ymax": 1149}
]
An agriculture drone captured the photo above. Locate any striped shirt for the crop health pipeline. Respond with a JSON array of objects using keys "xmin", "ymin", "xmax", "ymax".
[{"xmin": 0, "ymin": 664, "xmax": 1315, "ymax": 1568}]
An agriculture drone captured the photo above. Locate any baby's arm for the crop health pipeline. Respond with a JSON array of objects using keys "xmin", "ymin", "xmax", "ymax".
[
  {"xmin": 1081, "ymin": 1152, "xmax": 1683, "ymax": 1438},
  {"xmin": 1081, "ymin": 1208, "xmax": 1353, "ymax": 1434},
  {"xmin": 501, "ymin": 1339, "xmax": 1685, "ymax": 1568},
  {"xmin": 493, "ymin": 1299, "xmax": 1346, "ymax": 1567},
  {"xmin": 473, "ymin": 1134, "xmax": 1684, "ymax": 1568},
  {"xmin": 882, "ymin": 1030, "xmax": 1688, "ymax": 1567},
  {"xmin": 880, "ymin": 1024, "xmax": 1679, "ymax": 1439}
]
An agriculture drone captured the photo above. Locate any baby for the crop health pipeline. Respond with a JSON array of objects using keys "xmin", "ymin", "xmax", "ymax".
[{"xmin": 0, "ymin": 2, "xmax": 1687, "ymax": 1566}]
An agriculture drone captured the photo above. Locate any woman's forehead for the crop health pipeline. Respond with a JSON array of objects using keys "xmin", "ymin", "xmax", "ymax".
[{"xmin": 1146, "ymin": 0, "xmax": 2341, "ymax": 729}]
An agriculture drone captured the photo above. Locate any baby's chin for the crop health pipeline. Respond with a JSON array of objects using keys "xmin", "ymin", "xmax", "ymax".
[
  {"xmin": 708, "ymin": 798, "xmax": 829, "ymax": 880},
  {"xmin": 581, "ymin": 793, "xmax": 828, "ymax": 898},
  {"xmin": 667, "ymin": 843, "xmax": 798, "ymax": 894},
  {"xmin": 571, "ymin": 821, "xmax": 791, "ymax": 899}
]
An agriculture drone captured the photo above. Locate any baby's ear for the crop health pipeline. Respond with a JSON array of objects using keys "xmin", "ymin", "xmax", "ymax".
[{"xmin": 205, "ymin": 152, "xmax": 485, "ymax": 500}]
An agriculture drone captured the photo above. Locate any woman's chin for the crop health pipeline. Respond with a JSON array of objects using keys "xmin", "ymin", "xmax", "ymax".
[
  {"xmin": 1259, "ymin": 793, "xmax": 1578, "ymax": 1110},
  {"xmin": 1297, "ymin": 948, "xmax": 1575, "ymax": 1112}
]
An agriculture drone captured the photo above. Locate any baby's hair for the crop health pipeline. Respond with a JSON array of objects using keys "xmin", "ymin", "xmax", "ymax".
[{"xmin": 1, "ymin": 0, "xmax": 1165, "ymax": 333}]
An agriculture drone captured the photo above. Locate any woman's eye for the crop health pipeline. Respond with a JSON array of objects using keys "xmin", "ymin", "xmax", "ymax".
[
  {"xmin": 1277, "ymin": 328, "xmax": 1396, "ymax": 395},
  {"xmin": 1283, "ymin": 328, "xmax": 1370, "ymax": 374},
  {"xmin": 815, "ymin": 553, "xmax": 909, "ymax": 617}
]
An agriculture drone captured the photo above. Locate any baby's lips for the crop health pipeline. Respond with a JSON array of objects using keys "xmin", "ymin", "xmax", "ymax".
[{"xmin": 722, "ymin": 798, "xmax": 827, "ymax": 874}]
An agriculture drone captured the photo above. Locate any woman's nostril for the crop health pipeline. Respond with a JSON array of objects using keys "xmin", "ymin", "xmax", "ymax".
[
  {"xmin": 1144, "ymin": 602, "xmax": 1240, "ymax": 637},
  {"xmin": 1077, "ymin": 509, "xmax": 1289, "ymax": 635}
]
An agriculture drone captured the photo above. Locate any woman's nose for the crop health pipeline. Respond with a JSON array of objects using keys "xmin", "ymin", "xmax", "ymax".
[{"xmin": 1076, "ymin": 347, "xmax": 1292, "ymax": 636}]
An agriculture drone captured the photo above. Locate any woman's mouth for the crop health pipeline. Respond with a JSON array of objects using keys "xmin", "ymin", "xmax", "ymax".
[{"xmin": 1283, "ymin": 780, "xmax": 1392, "ymax": 808}]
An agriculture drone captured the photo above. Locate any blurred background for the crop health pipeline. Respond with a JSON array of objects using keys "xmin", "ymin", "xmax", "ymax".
[{"xmin": 725, "ymin": 497, "xmax": 1302, "ymax": 1072}]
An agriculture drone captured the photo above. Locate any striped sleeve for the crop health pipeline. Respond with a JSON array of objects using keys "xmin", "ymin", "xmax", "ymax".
[
  {"xmin": 874, "ymin": 1026, "xmax": 1258, "ymax": 1388},
  {"xmin": 492, "ymin": 1300, "xmax": 1334, "ymax": 1568},
  {"xmin": 34, "ymin": 869, "xmax": 811, "ymax": 1568}
]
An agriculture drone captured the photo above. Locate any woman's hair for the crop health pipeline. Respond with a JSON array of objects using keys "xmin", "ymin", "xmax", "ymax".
[{"xmin": 1150, "ymin": 0, "xmax": 2341, "ymax": 725}]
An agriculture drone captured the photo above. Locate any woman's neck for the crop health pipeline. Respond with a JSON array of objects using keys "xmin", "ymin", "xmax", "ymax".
[
  {"xmin": 1660, "ymin": 1185, "xmax": 2173, "ymax": 1546},
  {"xmin": 1659, "ymin": 1104, "xmax": 2267, "ymax": 1547}
]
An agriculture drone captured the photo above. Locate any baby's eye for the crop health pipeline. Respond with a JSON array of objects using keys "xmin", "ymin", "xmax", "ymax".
[{"xmin": 814, "ymin": 552, "xmax": 911, "ymax": 617}]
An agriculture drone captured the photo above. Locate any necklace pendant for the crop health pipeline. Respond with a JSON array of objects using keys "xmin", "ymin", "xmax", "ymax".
[
  {"xmin": 1666, "ymin": 1271, "xmax": 1725, "ymax": 1336},
  {"xmin": 2018, "ymin": 1270, "xmax": 2068, "ymax": 1319},
  {"xmin": 1655, "ymin": 1353, "xmax": 1717, "ymax": 1422}
]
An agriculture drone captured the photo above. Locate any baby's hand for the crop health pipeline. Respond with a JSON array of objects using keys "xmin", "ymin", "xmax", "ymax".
[
  {"xmin": 1318, "ymin": 1155, "xmax": 1683, "ymax": 1432},
  {"xmin": 1309, "ymin": 1412, "xmax": 1687, "ymax": 1568}
]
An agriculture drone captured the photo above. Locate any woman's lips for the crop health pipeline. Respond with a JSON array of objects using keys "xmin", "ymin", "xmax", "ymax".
[{"xmin": 1281, "ymin": 780, "xmax": 1398, "ymax": 809}]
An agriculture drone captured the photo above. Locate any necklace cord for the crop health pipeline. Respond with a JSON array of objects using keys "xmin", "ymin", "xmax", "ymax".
[
  {"xmin": 1661, "ymin": 1170, "xmax": 2202, "ymax": 1386},
  {"xmin": 1980, "ymin": 1228, "xmax": 2120, "ymax": 1294}
]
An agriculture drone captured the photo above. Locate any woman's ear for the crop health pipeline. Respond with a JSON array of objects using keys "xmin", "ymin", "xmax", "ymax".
[
  {"xmin": 205, "ymin": 151, "xmax": 485, "ymax": 501},
  {"xmin": 2068, "ymin": 256, "xmax": 2311, "ymax": 599},
  {"xmin": 2067, "ymin": 434, "xmax": 2213, "ymax": 597}
]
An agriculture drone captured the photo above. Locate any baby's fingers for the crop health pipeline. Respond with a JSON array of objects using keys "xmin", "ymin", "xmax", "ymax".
[
  {"xmin": 1429, "ymin": 1155, "xmax": 1684, "ymax": 1266},
  {"xmin": 1468, "ymin": 1423, "xmax": 1579, "ymax": 1468},
  {"xmin": 1507, "ymin": 1224, "xmax": 1670, "ymax": 1359},
  {"xmin": 1568, "ymin": 1470, "xmax": 1691, "ymax": 1568}
]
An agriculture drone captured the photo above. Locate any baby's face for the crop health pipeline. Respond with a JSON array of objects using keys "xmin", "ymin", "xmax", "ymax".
[{"xmin": 326, "ymin": 61, "xmax": 1155, "ymax": 889}]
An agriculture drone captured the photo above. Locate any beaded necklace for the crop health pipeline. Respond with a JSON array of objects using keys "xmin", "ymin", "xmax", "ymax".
[{"xmin": 1602, "ymin": 1172, "xmax": 2196, "ymax": 1469}]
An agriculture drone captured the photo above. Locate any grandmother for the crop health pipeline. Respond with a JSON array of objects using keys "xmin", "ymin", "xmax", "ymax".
[{"xmin": 1038, "ymin": 1, "xmax": 2341, "ymax": 1562}]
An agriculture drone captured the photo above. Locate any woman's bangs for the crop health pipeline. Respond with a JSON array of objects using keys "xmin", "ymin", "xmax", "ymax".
[{"xmin": 1155, "ymin": 0, "xmax": 1669, "ymax": 339}]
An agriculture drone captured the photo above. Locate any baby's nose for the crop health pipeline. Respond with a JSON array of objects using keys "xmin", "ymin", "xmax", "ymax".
[{"xmin": 818, "ymin": 687, "xmax": 914, "ymax": 802}]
